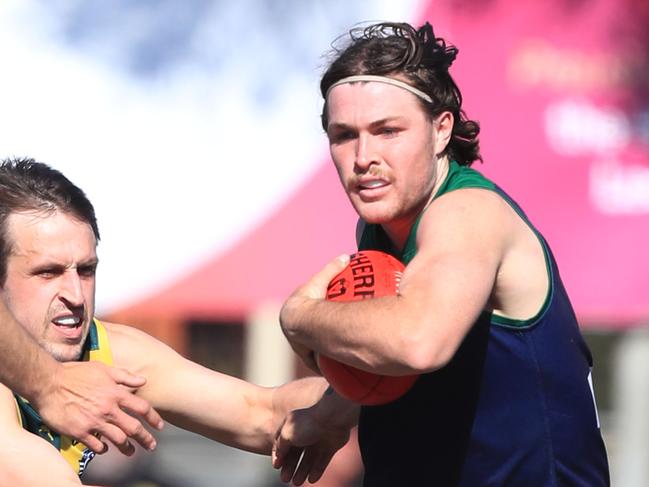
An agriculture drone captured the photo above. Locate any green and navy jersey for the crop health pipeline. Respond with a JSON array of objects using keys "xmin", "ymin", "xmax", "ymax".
[
  {"xmin": 357, "ymin": 161, "xmax": 610, "ymax": 486},
  {"xmin": 14, "ymin": 319, "xmax": 113, "ymax": 477}
]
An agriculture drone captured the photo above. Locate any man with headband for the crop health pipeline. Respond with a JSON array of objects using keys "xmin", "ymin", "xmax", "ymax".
[{"xmin": 275, "ymin": 22, "xmax": 610, "ymax": 486}]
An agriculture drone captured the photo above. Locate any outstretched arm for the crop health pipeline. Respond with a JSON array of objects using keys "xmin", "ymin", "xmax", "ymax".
[
  {"xmin": 107, "ymin": 323, "xmax": 351, "ymax": 460},
  {"xmin": 0, "ymin": 301, "xmax": 163, "ymax": 455}
]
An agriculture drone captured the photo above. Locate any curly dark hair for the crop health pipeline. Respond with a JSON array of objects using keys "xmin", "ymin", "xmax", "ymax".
[{"xmin": 320, "ymin": 22, "xmax": 482, "ymax": 166}]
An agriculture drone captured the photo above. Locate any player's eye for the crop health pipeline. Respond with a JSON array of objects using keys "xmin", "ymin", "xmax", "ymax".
[
  {"xmin": 329, "ymin": 130, "xmax": 356, "ymax": 144},
  {"xmin": 78, "ymin": 265, "xmax": 97, "ymax": 277},
  {"xmin": 35, "ymin": 267, "xmax": 62, "ymax": 278},
  {"xmin": 380, "ymin": 127, "xmax": 400, "ymax": 137}
]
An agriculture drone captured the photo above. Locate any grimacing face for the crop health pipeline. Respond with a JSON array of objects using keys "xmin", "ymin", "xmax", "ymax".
[
  {"xmin": 326, "ymin": 80, "xmax": 451, "ymax": 241},
  {"xmin": 0, "ymin": 210, "xmax": 97, "ymax": 362}
]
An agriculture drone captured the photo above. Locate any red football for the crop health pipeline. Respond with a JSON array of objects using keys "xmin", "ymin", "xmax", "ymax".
[{"xmin": 319, "ymin": 250, "xmax": 418, "ymax": 405}]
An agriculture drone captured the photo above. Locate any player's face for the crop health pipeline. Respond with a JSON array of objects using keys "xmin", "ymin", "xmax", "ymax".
[
  {"xmin": 1, "ymin": 210, "xmax": 97, "ymax": 362},
  {"xmin": 326, "ymin": 81, "xmax": 450, "ymax": 239}
]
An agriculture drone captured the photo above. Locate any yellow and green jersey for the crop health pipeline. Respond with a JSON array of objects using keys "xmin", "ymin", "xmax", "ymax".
[{"xmin": 13, "ymin": 319, "xmax": 113, "ymax": 476}]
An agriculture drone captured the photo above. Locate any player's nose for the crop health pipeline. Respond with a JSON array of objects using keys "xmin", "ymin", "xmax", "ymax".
[
  {"xmin": 58, "ymin": 270, "xmax": 84, "ymax": 306},
  {"xmin": 354, "ymin": 133, "xmax": 379, "ymax": 171}
]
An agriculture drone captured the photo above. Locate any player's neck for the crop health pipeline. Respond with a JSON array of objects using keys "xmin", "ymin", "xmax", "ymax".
[
  {"xmin": 382, "ymin": 219, "xmax": 413, "ymax": 253},
  {"xmin": 382, "ymin": 156, "xmax": 450, "ymax": 251}
]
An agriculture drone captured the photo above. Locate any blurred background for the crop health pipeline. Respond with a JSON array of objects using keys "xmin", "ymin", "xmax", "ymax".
[{"xmin": 1, "ymin": 0, "xmax": 648, "ymax": 485}]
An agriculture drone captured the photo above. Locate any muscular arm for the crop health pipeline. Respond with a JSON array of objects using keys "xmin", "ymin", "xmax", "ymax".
[
  {"xmin": 107, "ymin": 323, "xmax": 345, "ymax": 454},
  {"xmin": 0, "ymin": 300, "xmax": 163, "ymax": 455},
  {"xmin": 281, "ymin": 189, "xmax": 511, "ymax": 375}
]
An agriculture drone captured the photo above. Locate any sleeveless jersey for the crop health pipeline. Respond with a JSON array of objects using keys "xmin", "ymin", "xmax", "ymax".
[
  {"xmin": 14, "ymin": 319, "xmax": 113, "ymax": 477},
  {"xmin": 357, "ymin": 161, "xmax": 610, "ymax": 486}
]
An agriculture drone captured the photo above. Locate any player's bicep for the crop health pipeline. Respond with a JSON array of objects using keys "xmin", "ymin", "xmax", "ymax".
[
  {"xmin": 398, "ymin": 190, "xmax": 505, "ymax": 363},
  {"xmin": 0, "ymin": 386, "xmax": 82, "ymax": 486}
]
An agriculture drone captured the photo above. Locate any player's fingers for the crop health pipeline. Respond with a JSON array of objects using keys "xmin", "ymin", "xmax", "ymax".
[
  {"xmin": 96, "ymin": 422, "xmax": 135, "ymax": 456},
  {"xmin": 271, "ymin": 447, "xmax": 278, "ymax": 467},
  {"xmin": 307, "ymin": 450, "xmax": 336, "ymax": 484},
  {"xmin": 108, "ymin": 407, "xmax": 157, "ymax": 452},
  {"xmin": 106, "ymin": 366, "xmax": 147, "ymax": 389},
  {"xmin": 271, "ymin": 435, "xmax": 284, "ymax": 468},
  {"xmin": 118, "ymin": 391, "xmax": 164, "ymax": 431},
  {"xmin": 75, "ymin": 431, "xmax": 108, "ymax": 454},
  {"xmin": 272, "ymin": 428, "xmax": 294, "ymax": 468},
  {"xmin": 280, "ymin": 448, "xmax": 304, "ymax": 484},
  {"xmin": 291, "ymin": 448, "xmax": 317, "ymax": 486}
]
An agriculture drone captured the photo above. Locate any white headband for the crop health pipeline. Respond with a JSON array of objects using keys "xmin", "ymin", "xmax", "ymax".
[{"xmin": 325, "ymin": 75, "xmax": 433, "ymax": 104}]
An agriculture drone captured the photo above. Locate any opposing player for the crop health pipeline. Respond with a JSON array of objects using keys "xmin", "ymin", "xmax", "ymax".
[
  {"xmin": 0, "ymin": 299, "xmax": 163, "ymax": 456},
  {"xmin": 0, "ymin": 157, "xmax": 349, "ymax": 486},
  {"xmin": 277, "ymin": 22, "xmax": 610, "ymax": 485}
]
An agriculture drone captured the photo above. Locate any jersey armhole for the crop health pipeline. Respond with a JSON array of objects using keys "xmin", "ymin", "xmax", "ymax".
[
  {"xmin": 89, "ymin": 319, "xmax": 114, "ymax": 366},
  {"xmin": 489, "ymin": 187, "xmax": 554, "ymax": 330}
]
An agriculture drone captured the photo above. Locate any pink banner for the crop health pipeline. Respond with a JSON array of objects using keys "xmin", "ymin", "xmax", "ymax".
[{"xmin": 421, "ymin": 0, "xmax": 649, "ymax": 327}]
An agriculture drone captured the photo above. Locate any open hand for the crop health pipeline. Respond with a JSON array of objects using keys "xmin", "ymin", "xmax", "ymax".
[{"xmin": 34, "ymin": 361, "xmax": 164, "ymax": 455}]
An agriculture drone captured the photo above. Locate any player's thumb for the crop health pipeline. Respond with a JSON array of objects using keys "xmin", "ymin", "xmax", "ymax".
[
  {"xmin": 271, "ymin": 421, "xmax": 291, "ymax": 468},
  {"xmin": 314, "ymin": 254, "xmax": 350, "ymax": 286}
]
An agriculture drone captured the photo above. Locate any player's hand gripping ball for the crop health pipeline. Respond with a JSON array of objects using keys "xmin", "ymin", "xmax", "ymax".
[{"xmin": 318, "ymin": 250, "xmax": 419, "ymax": 406}]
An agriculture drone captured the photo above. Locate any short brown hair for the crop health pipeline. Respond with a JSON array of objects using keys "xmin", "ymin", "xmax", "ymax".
[{"xmin": 0, "ymin": 157, "xmax": 100, "ymax": 284}]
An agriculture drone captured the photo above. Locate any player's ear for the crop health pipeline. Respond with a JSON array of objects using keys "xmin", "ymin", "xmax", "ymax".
[{"xmin": 433, "ymin": 111, "xmax": 453, "ymax": 155}]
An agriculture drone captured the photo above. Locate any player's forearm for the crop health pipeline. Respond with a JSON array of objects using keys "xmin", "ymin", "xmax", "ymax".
[
  {"xmin": 280, "ymin": 295, "xmax": 359, "ymax": 353},
  {"xmin": 161, "ymin": 396, "xmax": 273, "ymax": 455},
  {"xmin": 281, "ymin": 295, "xmax": 432, "ymax": 374},
  {"xmin": 145, "ymin": 360, "xmax": 293, "ymax": 455},
  {"xmin": 162, "ymin": 380, "xmax": 325, "ymax": 455},
  {"xmin": 0, "ymin": 301, "xmax": 60, "ymax": 400}
]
